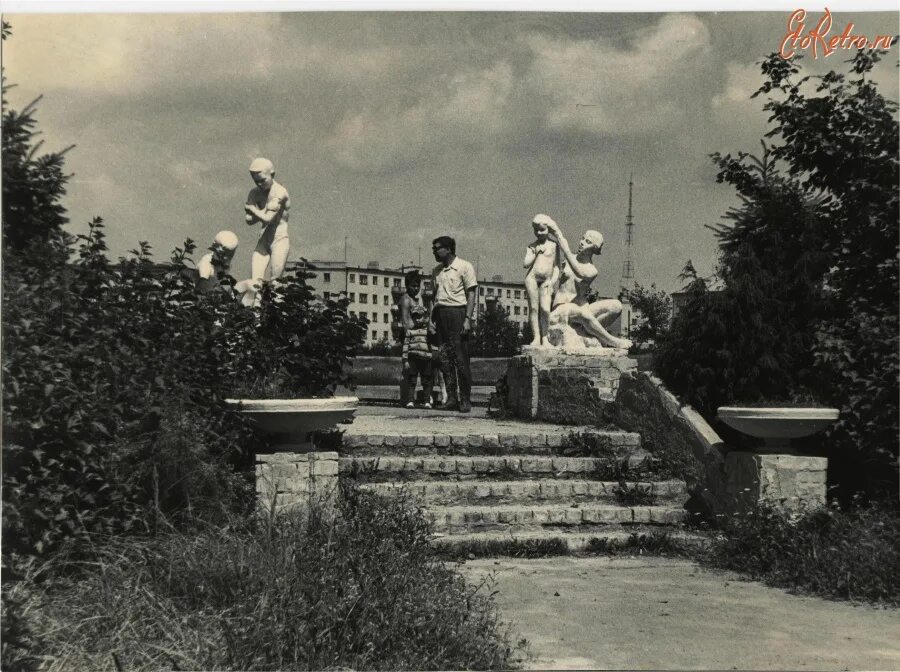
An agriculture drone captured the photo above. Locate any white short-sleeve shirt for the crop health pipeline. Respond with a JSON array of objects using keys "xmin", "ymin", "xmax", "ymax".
[{"xmin": 432, "ymin": 257, "xmax": 477, "ymax": 307}]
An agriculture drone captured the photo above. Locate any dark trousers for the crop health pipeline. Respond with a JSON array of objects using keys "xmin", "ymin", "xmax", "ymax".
[
  {"xmin": 433, "ymin": 305, "xmax": 472, "ymax": 402},
  {"xmin": 402, "ymin": 356, "xmax": 433, "ymax": 405}
]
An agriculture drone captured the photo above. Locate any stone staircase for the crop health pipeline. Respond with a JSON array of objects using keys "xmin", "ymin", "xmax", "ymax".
[{"xmin": 339, "ymin": 414, "xmax": 697, "ymax": 552}]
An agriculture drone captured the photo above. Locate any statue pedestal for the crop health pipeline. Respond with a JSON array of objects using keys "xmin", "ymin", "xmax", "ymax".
[{"xmin": 504, "ymin": 347, "xmax": 637, "ymax": 424}]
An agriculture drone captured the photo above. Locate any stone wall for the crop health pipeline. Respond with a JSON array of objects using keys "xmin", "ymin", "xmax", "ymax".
[
  {"xmin": 608, "ymin": 371, "xmax": 829, "ymax": 517},
  {"xmin": 256, "ymin": 451, "xmax": 339, "ymax": 513},
  {"xmin": 505, "ymin": 349, "xmax": 637, "ymax": 424},
  {"xmin": 609, "ymin": 371, "xmax": 727, "ymax": 516}
]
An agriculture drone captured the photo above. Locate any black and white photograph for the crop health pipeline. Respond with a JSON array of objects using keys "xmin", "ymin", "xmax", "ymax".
[{"xmin": 1, "ymin": 3, "xmax": 898, "ymax": 670}]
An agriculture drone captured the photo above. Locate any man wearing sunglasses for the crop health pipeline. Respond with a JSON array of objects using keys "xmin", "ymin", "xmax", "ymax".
[{"xmin": 430, "ymin": 236, "xmax": 477, "ymax": 413}]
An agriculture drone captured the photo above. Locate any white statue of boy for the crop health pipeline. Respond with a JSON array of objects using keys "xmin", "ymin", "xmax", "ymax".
[
  {"xmin": 523, "ymin": 214, "xmax": 561, "ymax": 347},
  {"xmin": 244, "ymin": 157, "xmax": 291, "ymax": 282},
  {"xmin": 196, "ymin": 230, "xmax": 238, "ymax": 293}
]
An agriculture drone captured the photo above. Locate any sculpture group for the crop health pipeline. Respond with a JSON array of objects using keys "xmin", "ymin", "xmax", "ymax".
[
  {"xmin": 523, "ymin": 214, "xmax": 631, "ymax": 351},
  {"xmin": 198, "ymin": 159, "xmax": 629, "ymax": 352},
  {"xmin": 197, "ymin": 157, "xmax": 291, "ymax": 306}
]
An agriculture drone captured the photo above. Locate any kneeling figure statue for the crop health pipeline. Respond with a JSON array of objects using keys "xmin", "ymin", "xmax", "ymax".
[{"xmin": 541, "ymin": 217, "xmax": 632, "ymax": 351}]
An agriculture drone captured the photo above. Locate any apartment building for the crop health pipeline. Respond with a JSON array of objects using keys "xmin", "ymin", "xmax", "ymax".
[
  {"xmin": 292, "ymin": 261, "xmax": 628, "ymax": 344},
  {"xmin": 291, "ymin": 260, "xmax": 433, "ymax": 345},
  {"xmin": 476, "ymin": 275, "xmax": 530, "ymax": 329}
]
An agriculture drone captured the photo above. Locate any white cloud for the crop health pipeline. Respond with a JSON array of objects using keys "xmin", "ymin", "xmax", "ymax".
[
  {"xmin": 523, "ymin": 14, "xmax": 713, "ymax": 136},
  {"xmin": 711, "ymin": 62, "xmax": 762, "ymax": 109},
  {"xmin": 325, "ymin": 61, "xmax": 514, "ymax": 171}
]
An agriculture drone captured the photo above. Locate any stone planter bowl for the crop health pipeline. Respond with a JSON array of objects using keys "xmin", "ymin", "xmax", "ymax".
[
  {"xmin": 717, "ymin": 406, "xmax": 839, "ymax": 452},
  {"xmin": 226, "ymin": 397, "xmax": 358, "ymax": 451}
]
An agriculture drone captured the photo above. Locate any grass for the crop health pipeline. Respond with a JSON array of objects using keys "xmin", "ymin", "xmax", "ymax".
[
  {"xmin": 613, "ymin": 480, "xmax": 659, "ymax": 506},
  {"xmin": 434, "ymin": 530, "xmax": 696, "ymax": 561},
  {"xmin": 702, "ymin": 502, "xmax": 900, "ymax": 606},
  {"xmin": 2, "ymin": 486, "xmax": 520, "ymax": 671}
]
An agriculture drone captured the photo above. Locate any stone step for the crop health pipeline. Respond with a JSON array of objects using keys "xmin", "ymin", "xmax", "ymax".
[
  {"xmin": 430, "ymin": 527, "xmax": 709, "ymax": 555},
  {"xmin": 341, "ymin": 427, "xmax": 641, "ymax": 457},
  {"xmin": 341, "ymin": 455, "xmax": 639, "ymax": 481},
  {"xmin": 425, "ymin": 503, "xmax": 686, "ymax": 533},
  {"xmin": 360, "ymin": 479, "xmax": 687, "ymax": 506}
]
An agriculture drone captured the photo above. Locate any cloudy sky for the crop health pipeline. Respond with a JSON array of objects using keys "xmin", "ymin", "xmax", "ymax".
[{"xmin": 4, "ymin": 10, "xmax": 897, "ymax": 292}]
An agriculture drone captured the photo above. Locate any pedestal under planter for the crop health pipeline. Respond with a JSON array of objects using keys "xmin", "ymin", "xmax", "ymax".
[
  {"xmin": 226, "ymin": 397, "xmax": 358, "ymax": 512},
  {"xmin": 716, "ymin": 406, "xmax": 839, "ymax": 514}
]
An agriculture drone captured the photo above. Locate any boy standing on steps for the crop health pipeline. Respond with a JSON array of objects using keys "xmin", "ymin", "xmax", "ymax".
[{"xmin": 401, "ymin": 305, "xmax": 434, "ymax": 409}]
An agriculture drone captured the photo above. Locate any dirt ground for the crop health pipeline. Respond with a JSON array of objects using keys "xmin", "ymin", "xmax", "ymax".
[{"xmin": 461, "ymin": 556, "xmax": 900, "ymax": 670}]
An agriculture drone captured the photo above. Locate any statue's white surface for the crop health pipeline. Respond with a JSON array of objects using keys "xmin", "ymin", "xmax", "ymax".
[
  {"xmin": 523, "ymin": 214, "xmax": 561, "ymax": 347},
  {"xmin": 244, "ymin": 157, "xmax": 291, "ymax": 283},
  {"xmin": 528, "ymin": 218, "xmax": 631, "ymax": 351}
]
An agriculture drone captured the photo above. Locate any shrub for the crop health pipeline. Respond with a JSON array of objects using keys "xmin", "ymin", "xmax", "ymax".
[
  {"xmin": 225, "ymin": 271, "xmax": 367, "ymax": 398},
  {"xmin": 14, "ymin": 488, "xmax": 518, "ymax": 671},
  {"xmin": 621, "ymin": 282, "xmax": 672, "ymax": 349},
  {"xmin": 358, "ymin": 339, "xmax": 402, "ymax": 356},
  {"xmin": 585, "ymin": 531, "xmax": 690, "ymax": 557},
  {"xmin": 655, "ymin": 50, "xmax": 898, "ymax": 501},
  {"xmin": 1, "ymin": 80, "xmax": 367, "ymax": 556},
  {"xmin": 704, "ymin": 503, "xmax": 900, "ymax": 605},
  {"xmin": 471, "ymin": 303, "xmax": 522, "ymax": 357}
]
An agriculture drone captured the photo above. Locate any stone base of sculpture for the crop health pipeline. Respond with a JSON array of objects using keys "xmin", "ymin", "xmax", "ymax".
[{"xmin": 503, "ymin": 348, "xmax": 636, "ymax": 424}]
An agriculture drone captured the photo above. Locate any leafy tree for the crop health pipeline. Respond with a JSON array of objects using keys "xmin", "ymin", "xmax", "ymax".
[
  {"xmin": 1, "ymin": 38, "xmax": 367, "ymax": 556},
  {"xmin": 470, "ymin": 302, "xmax": 521, "ymax": 357},
  {"xmin": 520, "ymin": 320, "xmax": 535, "ymax": 348},
  {"xmin": 757, "ymin": 51, "xmax": 898, "ymax": 501},
  {"xmin": 622, "ymin": 282, "xmax": 672, "ymax": 348},
  {"xmin": 657, "ymin": 49, "xmax": 898, "ymax": 501}
]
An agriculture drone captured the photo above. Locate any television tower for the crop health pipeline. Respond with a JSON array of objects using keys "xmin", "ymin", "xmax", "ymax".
[{"xmin": 620, "ymin": 174, "xmax": 635, "ymax": 296}]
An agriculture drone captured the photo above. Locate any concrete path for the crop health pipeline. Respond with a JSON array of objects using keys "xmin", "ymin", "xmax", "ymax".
[
  {"xmin": 462, "ymin": 556, "xmax": 900, "ymax": 671},
  {"xmin": 346, "ymin": 404, "xmax": 596, "ymax": 436}
]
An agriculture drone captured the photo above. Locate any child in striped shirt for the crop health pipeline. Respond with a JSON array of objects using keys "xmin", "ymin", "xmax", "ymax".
[{"xmin": 402, "ymin": 305, "xmax": 434, "ymax": 409}]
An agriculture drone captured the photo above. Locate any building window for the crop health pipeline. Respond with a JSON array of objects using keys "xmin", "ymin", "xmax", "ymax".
[
  {"xmin": 381, "ymin": 296, "xmax": 387, "ymax": 305},
  {"xmin": 372, "ymin": 312, "xmax": 378, "ymax": 322},
  {"xmin": 383, "ymin": 330, "xmax": 389, "ymax": 340},
  {"xmin": 479, "ymin": 287, "xmax": 485, "ymax": 295},
  {"xmin": 514, "ymin": 290, "xmax": 521, "ymax": 299},
  {"xmin": 322, "ymin": 272, "xmax": 331, "ymax": 283},
  {"xmin": 371, "ymin": 330, "xmax": 377, "ymax": 340},
  {"xmin": 360, "ymin": 294, "xmax": 367, "ymax": 304},
  {"xmin": 393, "ymin": 278, "xmax": 401, "ymax": 287},
  {"xmin": 514, "ymin": 306, "xmax": 520, "ymax": 315},
  {"xmin": 349, "ymin": 292, "xmax": 355, "ymax": 302},
  {"xmin": 323, "ymin": 291, "xmax": 331, "ymax": 300},
  {"xmin": 350, "ymin": 311, "xmax": 356, "ymax": 317},
  {"xmin": 360, "ymin": 274, "xmax": 368, "ymax": 285},
  {"xmin": 506, "ymin": 289, "xmax": 511, "ymax": 298},
  {"xmin": 383, "ymin": 277, "xmax": 389, "ymax": 287},
  {"xmin": 383, "ymin": 313, "xmax": 389, "ymax": 323},
  {"xmin": 372, "ymin": 294, "xmax": 378, "ymax": 303},
  {"xmin": 349, "ymin": 273, "xmax": 355, "ymax": 283}
]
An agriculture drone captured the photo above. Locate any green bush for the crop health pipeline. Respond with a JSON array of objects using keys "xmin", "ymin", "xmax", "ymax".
[
  {"xmin": 655, "ymin": 50, "xmax": 898, "ymax": 501},
  {"xmin": 13, "ymin": 488, "xmax": 518, "ymax": 671},
  {"xmin": 704, "ymin": 503, "xmax": 900, "ymax": 605},
  {"xmin": 621, "ymin": 282, "xmax": 672, "ymax": 350},
  {"xmin": 471, "ymin": 303, "xmax": 522, "ymax": 358},
  {"xmin": 1, "ymin": 88, "xmax": 366, "ymax": 557}
]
